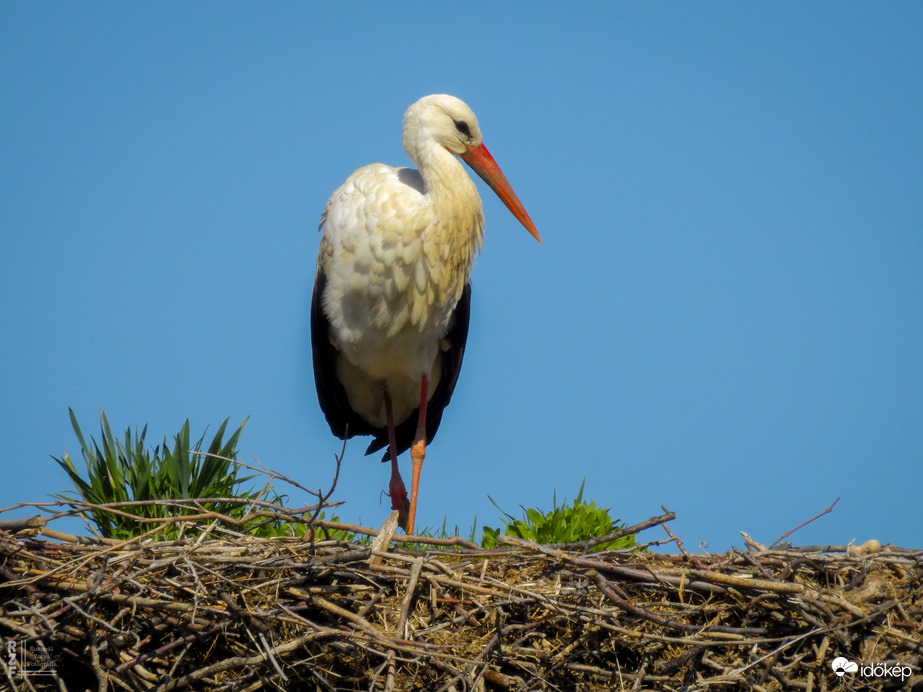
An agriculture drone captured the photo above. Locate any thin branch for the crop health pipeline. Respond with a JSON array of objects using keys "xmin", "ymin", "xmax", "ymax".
[
  {"xmin": 194, "ymin": 451, "xmax": 321, "ymax": 499},
  {"xmin": 592, "ymin": 571, "xmax": 769, "ymax": 637},
  {"xmin": 769, "ymin": 497, "xmax": 840, "ymax": 548},
  {"xmin": 0, "ymin": 515, "xmax": 46, "ymax": 531}
]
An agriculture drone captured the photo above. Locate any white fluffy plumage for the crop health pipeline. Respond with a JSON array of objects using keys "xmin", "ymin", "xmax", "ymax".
[{"xmin": 316, "ymin": 95, "xmax": 486, "ymax": 426}]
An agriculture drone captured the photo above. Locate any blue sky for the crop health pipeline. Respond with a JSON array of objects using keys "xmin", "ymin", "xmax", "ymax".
[{"xmin": 2, "ymin": 4, "xmax": 921, "ymax": 551}]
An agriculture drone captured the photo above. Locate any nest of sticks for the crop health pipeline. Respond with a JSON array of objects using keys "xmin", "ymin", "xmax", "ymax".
[{"xmin": 1, "ymin": 501, "xmax": 921, "ymax": 692}]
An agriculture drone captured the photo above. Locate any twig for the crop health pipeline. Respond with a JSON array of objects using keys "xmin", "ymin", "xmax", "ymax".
[
  {"xmin": 592, "ymin": 572, "xmax": 770, "ymax": 637},
  {"xmin": 0, "ymin": 516, "xmax": 46, "ymax": 531},
  {"xmin": 546, "ymin": 509, "xmax": 676, "ymax": 551},
  {"xmin": 259, "ymin": 632, "xmax": 289, "ymax": 682},
  {"xmin": 153, "ymin": 631, "xmax": 338, "ymax": 692},
  {"xmin": 370, "ymin": 511, "xmax": 400, "ymax": 565},
  {"xmin": 396, "ymin": 558, "xmax": 424, "ymax": 639},
  {"xmin": 313, "ymin": 437, "xmax": 347, "ymax": 518},
  {"xmin": 769, "ymin": 497, "xmax": 840, "ymax": 548},
  {"xmin": 658, "ymin": 514, "xmax": 709, "ymax": 568},
  {"xmin": 195, "ymin": 452, "xmax": 319, "ymax": 500},
  {"xmin": 114, "ymin": 623, "xmax": 225, "ymax": 673}
]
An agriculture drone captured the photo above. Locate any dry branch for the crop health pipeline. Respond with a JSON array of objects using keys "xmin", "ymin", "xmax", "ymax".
[{"xmin": 0, "ymin": 501, "xmax": 921, "ymax": 691}]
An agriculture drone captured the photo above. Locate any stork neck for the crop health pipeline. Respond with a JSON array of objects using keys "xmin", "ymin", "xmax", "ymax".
[
  {"xmin": 417, "ymin": 146, "xmax": 475, "ymax": 200},
  {"xmin": 412, "ymin": 146, "xmax": 481, "ymax": 242},
  {"xmin": 411, "ymin": 142, "xmax": 484, "ymax": 306}
]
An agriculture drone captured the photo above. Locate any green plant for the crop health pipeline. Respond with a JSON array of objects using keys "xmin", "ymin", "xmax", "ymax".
[
  {"xmin": 52, "ymin": 409, "xmax": 283, "ymax": 539},
  {"xmin": 480, "ymin": 480, "xmax": 639, "ymax": 551}
]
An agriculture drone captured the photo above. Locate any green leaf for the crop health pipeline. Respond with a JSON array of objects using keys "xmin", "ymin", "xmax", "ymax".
[{"xmin": 50, "ymin": 410, "xmax": 275, "ymax": 540}]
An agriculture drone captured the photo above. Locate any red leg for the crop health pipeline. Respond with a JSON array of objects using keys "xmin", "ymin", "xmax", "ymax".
[
  {"xmin": 383, "ymin": 385, "xmax": 410, "ymax": 530},
  {"xmin": 406, "ymin": 373, "xmax": 429, "ymax": 536}
]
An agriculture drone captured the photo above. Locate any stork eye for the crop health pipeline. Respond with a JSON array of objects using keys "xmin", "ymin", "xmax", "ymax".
[{"xmin": 453, "ymin": 119, "xmax": 472, "ymax": 138}]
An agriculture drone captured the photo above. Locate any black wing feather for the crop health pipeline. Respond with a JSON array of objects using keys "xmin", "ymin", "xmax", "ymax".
[{"xmin": 311, "ymin": 269, "xmax": 383, "ymax": 443}]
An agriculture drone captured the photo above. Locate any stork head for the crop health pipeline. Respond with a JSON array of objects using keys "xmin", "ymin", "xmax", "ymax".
[
  {"xmin": 403, "ymin": 94, "xmax": 484, "ymax": 157},
  {"xmin": 403, "ymin": 94, "xmax": 541, "ymax": 243}
]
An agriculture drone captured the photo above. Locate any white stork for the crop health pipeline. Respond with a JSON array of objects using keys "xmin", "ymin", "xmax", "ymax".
[{"xmin": 311, "ymin": 94, "xmax": 540, "ymax": 535}]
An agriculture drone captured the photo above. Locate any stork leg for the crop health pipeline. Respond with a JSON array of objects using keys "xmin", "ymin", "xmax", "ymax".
[
  {"xmin": 383, "ymin": 385, "xmax": 410, "ymax": 530},
  {"xmin": 406, "ymin": 373, "xmax": 429, "ymax": 536}
]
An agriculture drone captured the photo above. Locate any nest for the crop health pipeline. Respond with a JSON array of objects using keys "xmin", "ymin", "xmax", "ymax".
[{"xmin": 1, "ymin": 506, "xmax": 921, "ymax": 691}]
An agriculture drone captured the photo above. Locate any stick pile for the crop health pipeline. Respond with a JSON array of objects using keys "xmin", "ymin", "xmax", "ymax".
[{"xmin": 1, "ymin": 507, "xmax": 921, "ymax": 691}]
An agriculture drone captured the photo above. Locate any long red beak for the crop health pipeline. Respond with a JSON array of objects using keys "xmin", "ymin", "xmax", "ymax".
[{"xmin": 461, "ymin": 143, "xmax": 542, "ymax": 243}]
